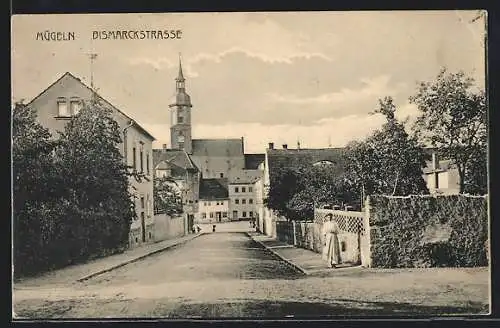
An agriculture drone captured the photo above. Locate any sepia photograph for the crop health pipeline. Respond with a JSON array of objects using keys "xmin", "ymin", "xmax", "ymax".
[{"xmin": 11, "ymin": 11, "xmax": 489, "ymax": 319}]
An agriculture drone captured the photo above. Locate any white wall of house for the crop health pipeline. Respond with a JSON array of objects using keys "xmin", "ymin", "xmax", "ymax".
[
  {"xmin": 195, "ymin": 199, "xmax": 230, "ymax": 223},
  {"xmin": 228, "ymin": 183, "xmax": 257, "ymax": 220},
  {"xmin": 423, "ymin": 169, "xmax": 460, "ymax": 195}
]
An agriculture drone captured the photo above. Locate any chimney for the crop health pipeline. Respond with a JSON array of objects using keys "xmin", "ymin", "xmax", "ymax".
[
  {"xmin": 432, "ymin": 152, "xmax": 439, "ymax": 170},
  {"xmin": 268, "ymin": 142, "xmax": 274, "ymax": 150},
  {"xmin": 282, "ymin": 144, "xmax": 288, "ymax": 149}
]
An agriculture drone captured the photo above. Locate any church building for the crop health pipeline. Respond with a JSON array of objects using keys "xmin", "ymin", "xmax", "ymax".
[{"xmin": 153, "ymin": 58, "xmax": 265, "ymax": 227}]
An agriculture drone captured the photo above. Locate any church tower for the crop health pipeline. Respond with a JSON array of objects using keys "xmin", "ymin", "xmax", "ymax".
[{"xmin": 169, "ymin": 56, "xmax": 193, "ymax": 154}]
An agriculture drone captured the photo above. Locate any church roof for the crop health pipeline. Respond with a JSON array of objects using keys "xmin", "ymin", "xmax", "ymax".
[
  {"xmin": 266, "ymin": 147, "xmax": 345, "ymax": 177},
  {"xmin": 199, "ymin": 178, "xmax": 229, "ymax": 200},
  {"xmin": 244, "ymin": 153, "xmax": 265, "ymax": 169},
  {"xmin": 191, "ymin": 138, "xmax": 244, "ymax": 157},
  {"xmin": 153, "ymin": 149, "xmax": 198, "ymax": 172}
]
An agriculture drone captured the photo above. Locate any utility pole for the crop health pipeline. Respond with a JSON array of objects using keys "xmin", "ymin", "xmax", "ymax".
[{"xmin": 87, "ymin": 53, "xmax": 98, "ymax": 103}]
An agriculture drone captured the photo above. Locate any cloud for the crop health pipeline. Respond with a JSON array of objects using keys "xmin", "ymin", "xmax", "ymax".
[
  {"xmin": 266, "ymin": 75, "xmax": 394, "ymax": 106},
  {"xmin": 127, "ymin": 57, "xmax": 175, "ymax": 70}
]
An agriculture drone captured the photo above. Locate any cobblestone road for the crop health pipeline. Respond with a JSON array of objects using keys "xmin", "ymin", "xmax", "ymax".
[
  {"xmin": 84, "ymin": 232, "xmax": 303, "ymax": 285},
  {"xmin": 13, "ymin": 228, "xmax": 489, "ymax": 319}
]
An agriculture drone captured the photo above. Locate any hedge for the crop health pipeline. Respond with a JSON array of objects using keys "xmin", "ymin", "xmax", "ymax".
[{"xmin": 368, "ymin": 194, "xmax": 489, "ymax": 268}]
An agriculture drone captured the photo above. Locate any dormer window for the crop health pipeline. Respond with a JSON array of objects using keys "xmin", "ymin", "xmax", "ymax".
[{"xmin": 57, "ymin": 98, "xmax": 70, "ymax": 117}]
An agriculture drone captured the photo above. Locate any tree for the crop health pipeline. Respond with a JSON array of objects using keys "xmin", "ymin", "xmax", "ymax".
[
  {"xmin": 287, "ymin": 165, "xmax": 358, "ymax": 220},
  {"xmin": 264, "ymin": 165, "xmax": 302, "ymax": 219},
  {"xmin": 154, "ymin": 176, "xmax": 183, "ymax": 216},
  {"xmin": 345, "ymin": 97, "xmax": 429, "ymax": 199},
  {"xmin": 54, "ymin": 99, "xmax": 134, "ymax": 260},
  {"xmin": 410, "ymin": 68, "xmax": 487, "ymax": 194},
  {"xmin": 12, "ymin": 103, "xmax": 59, "ymax": 276}
]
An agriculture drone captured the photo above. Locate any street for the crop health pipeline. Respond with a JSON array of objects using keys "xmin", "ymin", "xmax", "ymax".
[{"xmin": 13, "ymin": 224, "xmax": 489, "ymax": 318}]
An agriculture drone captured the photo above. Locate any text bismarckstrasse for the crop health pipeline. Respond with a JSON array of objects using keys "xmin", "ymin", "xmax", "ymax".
[{"xmin": 36, "ymin": 30, "xmax": 182, "ymax": 41}]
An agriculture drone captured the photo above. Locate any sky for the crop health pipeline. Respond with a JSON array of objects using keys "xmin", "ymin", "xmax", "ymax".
[{"xmin": 11, "ymin": 11, "xmax": 486, "ymax": 153}]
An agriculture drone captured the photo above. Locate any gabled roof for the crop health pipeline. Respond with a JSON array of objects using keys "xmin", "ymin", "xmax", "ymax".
[
  {"xmin": 199, "ymin": 178, "xmax": 229, "ymax": 200},
  {"xmin": 266, "ymin": 148, "xmax": 345, "ymax": 176},
  {"xmin": 191, "ymin": 138, "xmax": 244, "ymax": 157},
  {"xmin": 244, "ymin": 153, "xmax": 265, "ymax": 169},
  {"xmin": 27, "ymin": 72, "xmax": 156, "ymax": 141},
  {"xmin": 153, "ymin": 149, "xmax": 198, "ymax": 172},
  {"xmin": 155, "ymin": 160, "xmax": 172, "ymax": 170}
]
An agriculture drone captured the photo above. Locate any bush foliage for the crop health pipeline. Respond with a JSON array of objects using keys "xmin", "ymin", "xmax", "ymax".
[
  {"xmin": 13, "ymin": 101, "xmax": 134, "ymax": 278},
  {"xmin": 369, "ymin": 194, "xmax": 488, "ymax": 268}
]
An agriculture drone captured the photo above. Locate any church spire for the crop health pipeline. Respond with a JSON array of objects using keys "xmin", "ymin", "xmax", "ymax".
[{"xmin": 176, "ymin": 53, "xmax": 185, "ymax": 84}]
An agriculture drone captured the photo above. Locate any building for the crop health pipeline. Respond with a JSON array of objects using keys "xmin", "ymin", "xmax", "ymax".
[
  {"xmin": 228, "ymin": 175, "xmax": 260, "ymax": 221},
  {"xmin": 196, "ymin": 178, "xmax": 230, "ymax": 223},
  {"xmin": 255, "ymin": 142, "xmax": 345, "ymax": 236},
  {"xmin": 422, "ymin": 150, "xmax": 460, "ymax": 195},
  {"xmin": 152, "ymin": 58, "xmax": 265, "ymax": 223},
  {"xmin": 26, "ymin": 72, "xmax": 156, "ymax": 248}
]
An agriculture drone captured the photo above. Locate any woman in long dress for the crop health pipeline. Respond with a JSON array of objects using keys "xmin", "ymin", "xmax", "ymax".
[{"xmin": 322, "ymin": 213, "xmax": 341, "ymax": 268}]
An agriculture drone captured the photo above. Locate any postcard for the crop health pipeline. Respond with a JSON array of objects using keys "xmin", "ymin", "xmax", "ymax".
[{"xmin": 11, "ymin": 11, "xmax": 489, "ymax": 319}]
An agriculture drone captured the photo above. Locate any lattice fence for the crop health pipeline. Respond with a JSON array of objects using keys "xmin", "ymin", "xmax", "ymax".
[{"xmin": 315, "ymin": 208, "xmax": 366, "ymax": 235}]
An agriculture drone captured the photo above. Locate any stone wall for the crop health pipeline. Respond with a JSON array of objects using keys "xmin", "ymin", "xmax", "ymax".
[{"xmin": 153, "ymin": 214, "xmax": 186, "ymax": 242}]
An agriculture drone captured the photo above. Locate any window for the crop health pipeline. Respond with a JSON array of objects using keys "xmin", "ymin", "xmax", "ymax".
[
  {"xmin": 70, "ymin": 100, "xmax": 82, "ymax": 115},
  {"xmin": 140, "ymin": 196, "xmax": 145, "ymax": 209},
  {"xmin": 242, "ymin": 187, "xmax": 246, "ymax": 193},
  {"xmin": 235, "ymin": 199, "xmax": 239, "ymax": 204},
  {"xmin": 243, "ymin": 211, "xmax": 247, "ymax": 217},
  {"xmin": 249, "ymin": 212, "xmax": 253, "ymax": 218},
  {"xmin": 210, "ymin": 212, "xmax": 214, "ymax": 218},
  {"xmin": 132, "ymin": 147, "xmax": 137, "ymax": 170},
  {"xmin": 220, "ymin": 201, "xmax": 224, "ymax": 205},
  {"xmin": 202, "ymin": 213, "xmax": 207, "ymax": 219},
  {"xmin": 222, "ymin": 212, "xmax": 227, "ymax": 218},
  {"xmin": 146, "ymin": 153, "xmax": 150, "ymax": 175},
  {"xmin": 140, "ymin": 150, "xmax": 144, "ymax": 173},
  {"xmin": 249, "ymin": 187, "xmax": 253, "ymax": 192},
  {"xmin": 235, "ymin": 187, "xmax": 239, "ymax": 193},
  {"xmin": 57, "ymin": 99, "xmax": 69, "ymax": 117},
  {"xmin": 178, "ymin": 116, "xmax": 184, "ymax": 123},
  {"xmin": 216, "ymin": 201, "xmax": 219, "ymax": 205},
  {"xmin": 242, "ymin": 199, "xmax": 246, "ymax": 205},
  {"xmin": 220, "ymin": 173, "xmax": 224, "ymax": 178},
  {"xmin": 341, "ymin": 241, "xmax": 347, "ymax": 252},
  {"xmin": 249, "ymin": 199, "xmax": 253, "ymax": 204},
  {"xmin": 208, "ymin": 201, "xmax": 211, "ymax": 206}
]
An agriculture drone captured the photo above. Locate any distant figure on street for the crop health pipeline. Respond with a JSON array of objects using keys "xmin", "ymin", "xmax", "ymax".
[
  {"xmin": 196, "ymin": 225, "xmax": 201, "ymax": 233},
  {"xmin": 191, "ymin": 226, "xmax": 196, "ymax": 234},
  {"xmin": 212, "ymin": 224, "xmax": 216, "ymax": 232},
  {"xmin": 321, "ymin": 213, "xmax": 341, "ymax": 268}
]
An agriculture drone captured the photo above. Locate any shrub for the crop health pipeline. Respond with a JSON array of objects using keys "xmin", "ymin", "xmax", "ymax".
[{"xmin": 369, "ymin": 194, "xmax": 488, "ymax": 268}]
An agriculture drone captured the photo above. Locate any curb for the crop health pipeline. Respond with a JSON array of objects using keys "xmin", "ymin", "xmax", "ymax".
[
  {"xmin": 245, "ymin": 232, "xmax": 310, "ymax": 275},
  {"xmin": 77, "ymin": 233, "xmax": 205, "ymax": 282}
]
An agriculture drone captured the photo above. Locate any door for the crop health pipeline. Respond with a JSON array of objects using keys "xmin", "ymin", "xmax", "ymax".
[
  {"xmin": 216, "ymin": 212, "xmax": 221, "ymax": 222},
  {"xmin": 233, "ymin": 211, "xmax": 238, "ymax": 220},
  {"xmin": 141, "ymin": 212, "xmax": 146, "ymax": 242}
]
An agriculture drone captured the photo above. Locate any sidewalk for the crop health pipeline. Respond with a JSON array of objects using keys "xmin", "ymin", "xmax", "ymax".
[
  {"xmin": 14, "ymin": 233, "xmax": 204, "ymax": 288},
  {"xmin": 247, "ymin": 232, "xmax": 362, "ymax": 275}
]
